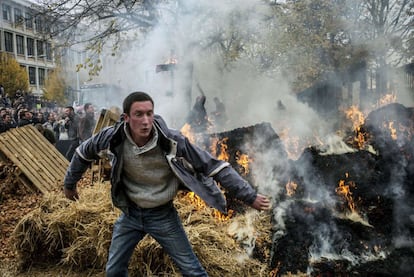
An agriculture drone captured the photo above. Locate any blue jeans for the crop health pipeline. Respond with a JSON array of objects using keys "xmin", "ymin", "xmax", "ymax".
[{"xmin": 106, "ymin": 201, "xmax": 208, "ymax": 277}]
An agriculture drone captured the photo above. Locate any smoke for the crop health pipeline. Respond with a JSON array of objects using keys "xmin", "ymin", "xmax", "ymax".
[
  {"xmin": 91, "ymin": 0, "xmax": 337, "ymax": 136},
  {"xmin": 81, "ymin": 0, "xmax": 413, "ymax": 272}
]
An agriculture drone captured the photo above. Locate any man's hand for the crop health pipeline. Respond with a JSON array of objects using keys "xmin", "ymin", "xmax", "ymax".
[
  {"xmin": 64, "ymin": 187, "xmax": 79, "ymax": 201},
  {"xmin": 251, "ymin": 194, "xmax": 271, "ymax": 211}
]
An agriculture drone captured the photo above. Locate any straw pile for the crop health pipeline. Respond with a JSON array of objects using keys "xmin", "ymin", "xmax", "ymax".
[{"xmin": 12, "ymin": 183, "xmax": 272, "ymax": 276}]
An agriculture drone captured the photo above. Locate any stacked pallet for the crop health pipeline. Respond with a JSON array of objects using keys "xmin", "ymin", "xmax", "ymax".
[{"xmin": 0, "ymin": 125, "xmax": 69, "ymax": 193}]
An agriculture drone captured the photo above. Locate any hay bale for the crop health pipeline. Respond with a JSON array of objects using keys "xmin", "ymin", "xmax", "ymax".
[{"xmin": 12, "ymin": 184, "xmax": 272, "ymax": 276}]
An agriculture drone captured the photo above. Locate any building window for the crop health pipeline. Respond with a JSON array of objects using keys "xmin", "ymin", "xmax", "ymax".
[
  {"xmin": 38, "ymin": 68, "xmax": 45, "ymax": 86},
  {"xmin": 16, "ymin": 35, "xmax": 24, "ymax": 55},
  {"xmin": 4, "ymin": 32, "xmax": 13, "ymax": 52},
  {"xmin": 37, "ymin": 40, "xmax": 44, "ymax": 57},
  {"xmin": 46, "ymin": 42, "xmax": 52, "ymax": 60},
  {"xmin": 29, "ymin": 67, "xmax": 36, "ymax": 85},
  {"xmin": 34, "ymin": 16, "xmax": 43, "ymax": 32},
  {"xmin": 25, "ymin": 12, "xmax": 33, "ymax": 29},
  {"xmin": 14, "ymin": 8, "xmax": 23, "ymax": 25},
  {"xmin": 2, "ymin": 4, "xmax": 11, "ymax": 21},
  {"xmin": 27, "ymin": 38, "xmax": 34, "ymax": 56}
]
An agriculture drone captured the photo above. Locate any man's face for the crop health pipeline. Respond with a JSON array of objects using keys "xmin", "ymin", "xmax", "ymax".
[
  {"xmin": 64, "ymin": 108, "xmax": 71, "ymax": 116},
  {"xmin": 124, "ymin": 101, "xmax": 154, "ymax": 146},
  {"xmin": 86, "ymin": 105, "xmax": 95, "ymax": 114}
]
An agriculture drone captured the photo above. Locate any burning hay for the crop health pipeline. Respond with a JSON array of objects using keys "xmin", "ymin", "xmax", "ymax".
[
  {"xmin": 270, "ymin": 103, "xmax": 414, "ymax": 276},
  {"xmin": 12, "ymin": 183, "xmax": 272, "ymax": 276}
]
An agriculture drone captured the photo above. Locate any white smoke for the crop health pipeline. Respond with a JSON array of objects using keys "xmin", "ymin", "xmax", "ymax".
[{"xmin": 81, "ymin": 0, "xmax": 412, "ymax": 272}]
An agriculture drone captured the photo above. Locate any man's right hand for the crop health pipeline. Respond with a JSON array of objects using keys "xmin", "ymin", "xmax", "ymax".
[{"xmin": 64, "ymin": 187, "xmax": 79, "ymax": 201}]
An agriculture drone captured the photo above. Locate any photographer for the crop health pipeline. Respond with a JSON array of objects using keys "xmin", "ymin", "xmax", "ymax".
[{"xmin": 63, "ymin": 106, "xmax": 80, "ymax": 160}]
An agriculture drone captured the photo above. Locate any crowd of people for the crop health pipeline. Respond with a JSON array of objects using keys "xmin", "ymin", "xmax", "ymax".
[{"xmin": 0, "ymin": 89, "xmax": 96, "ymax": 161}]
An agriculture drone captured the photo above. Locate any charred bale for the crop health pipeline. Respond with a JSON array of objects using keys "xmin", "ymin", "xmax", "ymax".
[
  {"xmin": 270, "ymin": 146, "xmax": 414, "ymax": 276},
  {"xmin": 206, "ymin": 122, "xmax": 290, "ymax": 212}
]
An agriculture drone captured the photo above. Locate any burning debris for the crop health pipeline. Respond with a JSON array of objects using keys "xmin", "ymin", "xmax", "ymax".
[{"xmin": 270, "ymin": 103, "xmax": 414, "ymax": 276}]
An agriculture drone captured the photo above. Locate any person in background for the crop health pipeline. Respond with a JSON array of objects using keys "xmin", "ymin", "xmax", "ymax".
[
  {"xmin": 0, "ymin": 113, "xmax": 16, "ymax": 133},
  {"xmin": 210, "ymin": 96, "xmax": 227, "ymax": 128},
  {"xmin": 78, "ymin": 103, "xmax": 96, "ymax": 142},
  {"xmin": 35, "ymin": 123, "xmax": 56, "ymax": 146},
  {"xmin": 35, "ymin": 112, "xmax": 46, "ymax": 124},
  {"xmin": 63, "ymin": 91, "xmax": 271, "ymax": 277},
  {"xmin": 17, "ymin": 110, "xmax": 34, "ymax": 127},
  {"xmin": 0, "ymin": 107, "xmax": 7, "ymax": 123},
  {"xmin": 187, "ymin": 95, "xmax": 209, "ymax": 133},
  {"xmin": 63, "ymin": 106, "xmax": 80, "ymax": 160},
  {"xmin": 43, "ymin": 112, "xmax": 61, "ymax": 142}
]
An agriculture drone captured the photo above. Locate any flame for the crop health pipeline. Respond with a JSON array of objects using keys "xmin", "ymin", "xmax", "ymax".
[
  {"xmin": 344, "ymin": 106, "xmax": 368, "ymax": 149},
  {"xmin": 185, "ymin": 191, "xmax": 233, "ymax": 221},
  {"xmin": 216, "ymin": 137, "xmax": 230, "ymax": 162},
  {"xmin": 209, "ymin": 136, "xmax": 218, "ymax": 157},
  {"xmin": 376, "ymin": 93, "xmax": 397, "ymax": 107},
  {"xmin": 186, "ymin": 191, "xmax": 205, "ymax": 210},
  {"xmin": 388, "ymin": 121, "xmax": 397, "ymax": 140},
  {"xmin": 278, "ymin": 128, "xmax": 302, "ymax": 160},
  {"xmin": 236, "ymin": 151, "xmax": 250, "ymax": 176},
  {"xmin": 335, "ymin": 176, "xmax": 357, "ymax": 213},
  {"xmin": 180, "ymin": 123, "xmax": 196, "ymax": 144},
  {"xmin": 285, "ymin": 180, "xmax": 298, "ymax": 197}
]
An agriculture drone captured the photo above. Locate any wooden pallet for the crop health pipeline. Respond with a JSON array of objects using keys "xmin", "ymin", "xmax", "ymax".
[
  {"xmin": 93, "ymin": 108, "xmax": 120, "ymax": 135},
  {"xmin": 91, "ymin": 109, "xmax": 120, "ymax": 182},
  {"xmin": 0, "ymin": 125, "xmax": 69, "ymax": 193}
]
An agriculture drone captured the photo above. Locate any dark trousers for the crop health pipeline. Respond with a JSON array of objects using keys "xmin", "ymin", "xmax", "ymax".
[{"xmin": 65, "ymin": 139, "xmax": 79, "ymax": 161}]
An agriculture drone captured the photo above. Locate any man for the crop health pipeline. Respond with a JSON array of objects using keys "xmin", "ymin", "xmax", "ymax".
[
  {"xmin": 79, "ymin": 103, "xmax": 96, "ymax": 142},
  {"xmin": 17, "ymin": 110, "xmax": 34, "ymax": 127},
  {"xmin": 43, "ymin": 112, "xmax": 61, "ymax": 142},
  {"xmin": 187, "ymin": 95, "xmax": 209, "ymax": 133},
  {"xmin": 211, "ymin": 96, "xmax": 227, "ymax": 128},
  {"xmin": 0, "ymin": 113, "xmax": 16, "ymax": 133},
  {"xmin": 63, "ymin": 91, "xmax": 271, "ymax": 276},
  {"xmin": 63, "ymin": 106, "xmax": 80, "ymax": 160}
]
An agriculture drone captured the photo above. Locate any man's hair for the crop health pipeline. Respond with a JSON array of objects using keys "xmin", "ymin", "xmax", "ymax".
[
  {"xmin": 65, "ymin": 106, "xmax": 74, "ymax": 112},
  {"xmin": 84, "ymin": 103, "xmax": 92, "ymax": 111},
  {"xmin": 123, "ymin": 91, "xmax": 154, "ymax": 115}
]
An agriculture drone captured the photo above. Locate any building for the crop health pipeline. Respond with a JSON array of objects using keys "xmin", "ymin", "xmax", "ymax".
[{"xmin": 0, "ymin": 0, "xmax": 55, "ymax": 94}]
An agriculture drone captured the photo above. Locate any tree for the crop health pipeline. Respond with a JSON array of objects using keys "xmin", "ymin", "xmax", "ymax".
[
  {"xmin": 35, "ymin": 0, "xmax": 165, "ymax": 77},
  {"xmin": 360, "ymin": 0, "xmax": 413, "ymax": 94},
  {"xmin": 0, "ymin": 52, "xmax": 29, "ymax": 98},
  {"xmin": 43, "ymin": 67, "xmax": 67, "ymax": 105},
  {"xmin": 36, "ymin": 0, "xmax": 411, "ymax": 95},
  {"xmin": 257, "ymin": 0, "xmax": 371, "ymax": 92}
]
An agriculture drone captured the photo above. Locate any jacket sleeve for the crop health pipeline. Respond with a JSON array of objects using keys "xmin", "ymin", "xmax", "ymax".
[
  {"xmin": 63, "ymin": 126, "xmax": 113, "ymax": 190},
  {"xmin": 213, "ymin": 166, "xmax": 257, "ymax": 205},
  {"xmin": 177, "ymin": 133, "xmax": 257, "ymax": 205}
]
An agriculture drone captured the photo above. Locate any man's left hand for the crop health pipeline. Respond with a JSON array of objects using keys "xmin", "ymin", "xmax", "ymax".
[{"xmin": 251, "ymin": 194, "xmax": 271, "ymax": 211}]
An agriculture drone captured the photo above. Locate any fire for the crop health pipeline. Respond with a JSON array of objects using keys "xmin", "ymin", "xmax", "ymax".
[
  {"xmin": 180, "ymin": 123, "xmax": 196, "ymax": 144},
  {"xmin": 216, "ymin": 137, "xmax": 230, "ymax": 162},
  {"xmin": 186, "ymin": 191, "xmax": 205, "ymax": 210},
  {"xmin": 236, "ymin": 151, "xmax": 250, "ymax": 176},
  {"xmin": 335, "ymin": 174, "xmax": 356, "ymax": 213},
  {"xmin": 209, "ymin": 137, "xmax": 218, "ymax": 157},
  {"xmin": 285, "ymin": 180, "xmax": 298, "ymax": 197},
  {"xmin": 185, "ymin": 191, "xmax": 233, "ymax": 221},
  {"xmin": 387, "ymin": 121, "xmax": 397, "ymax": 140},
  {"xmin": 376, "ymin": 93, "xmax": 397, "ymax": 107},
  {"xmin": 278, "ymin": 128, "xmax": 304, "ymax": 160},
  {"xmin": 344, "ymin": 106, "xmax": 368, "ymax": 149}
]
